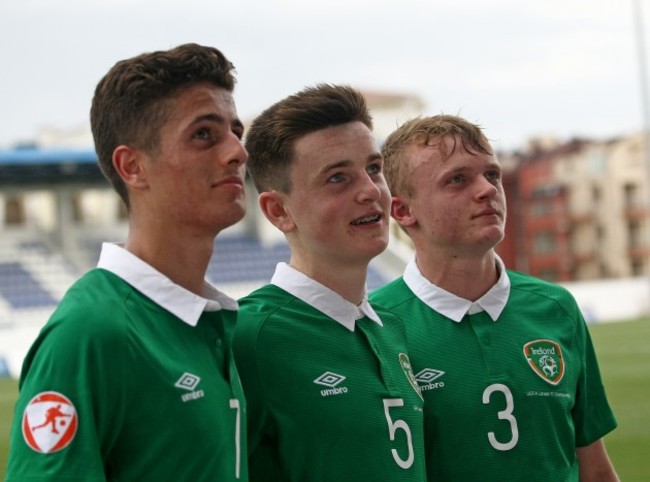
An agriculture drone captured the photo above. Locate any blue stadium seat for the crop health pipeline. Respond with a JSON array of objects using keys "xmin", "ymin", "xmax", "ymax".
[
  {"xmin": 208, "ymin": 236, "xmax": 291, "ymax": 284},
  {"xmin": 0, "ymin": 262, "xmax": 57, "ymax": 309},
  {"xmin": 207, "ymin": 235, "xmax": 389, "ymax": 290}
]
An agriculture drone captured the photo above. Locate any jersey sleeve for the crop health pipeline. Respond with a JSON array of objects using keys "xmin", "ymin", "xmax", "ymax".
[
  {"xmin": 572, "ymin": 312, "xmax": 618, "ymax": 446},
  {"xmin": 6, "ymin": 285, "xmax": 128, "ymax": 480}
]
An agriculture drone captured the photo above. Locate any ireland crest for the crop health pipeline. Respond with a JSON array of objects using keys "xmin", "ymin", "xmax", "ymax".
[
  {"xmin": 399, "ymin": 353, "xmax": 423, "ymax": 400},
  {"xmin": 523, "ymin": 339, "xmax": 565, "ymax": 385}
]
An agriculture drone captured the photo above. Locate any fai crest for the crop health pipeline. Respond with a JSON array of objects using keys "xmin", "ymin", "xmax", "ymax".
[
  {"xmin": 523, "ymin": 339, "xmax": 565, "ymax": 385},
  {"xmin": 22, "ymin": 391, "xmax": 78, "ymax": 454},
  {"xmin": 399, "ymin": 353, "xmax": 423, "ymax": 400}
]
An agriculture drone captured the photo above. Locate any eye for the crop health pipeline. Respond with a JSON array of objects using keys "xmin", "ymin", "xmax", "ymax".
[
  {"xmin": 366, "ymin": 162, "xmax": 382, "ymax": 175},
  {"xmin": 449, "ymin": 174, "xmax": 464, "ymax": 184},
  {"xmin": 193, "ymin": 127, "xmax": 212, "ymax": 140},
  {"xmin": 327, "ymin": 172, "xmax": 345, "ymax": 184},
  {"xmin": 485, "ymin": 170, "xmax": 501, "ymax": 183},
  {"xmin": 232, "ymin": 125, "xmax": 244, "ymax": 141}
]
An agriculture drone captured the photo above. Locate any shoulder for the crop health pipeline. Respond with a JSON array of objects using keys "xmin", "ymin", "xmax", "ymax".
[
  {"xmin": 53, "ymin": 270, "xmax": 128, "ymax": 327},
  {"xmin": 371, "ymin": 302, "xmax": 409, "ymax": 337},
  {"xmin": 370, "ymin": 277, "xmax": 412, "ymax": 309},
  {"xmin": 18, "ymin": 272, "xmax": 134, "ymax": 393},
  {"xmin": 59, "ymin": 269, "xmax": 137, "ymax": 321},
  {"xmin": 507, "ymin": 270, "xmax": 581, "ymax": 317},
  {"xmin": 239, "ymin": 284, "xmax": 289, "ymax": 310},
  {"xmin": 30, "ymin": 269, "xmax": 138, "ymax": 357},
  {"xmin": 507, "ymin": 270, "xmax": 576, "ymax": 300},
  {"xmin": 237, "ymin": 284, "xmax": 301, "ymax": 323},
  {"xmin": 371, "ymin": 302, "xmax": 404, "ymax": 324},
  {"xmin": 235, "ymin": 285, "xmax": 304, "ymax": 344}
]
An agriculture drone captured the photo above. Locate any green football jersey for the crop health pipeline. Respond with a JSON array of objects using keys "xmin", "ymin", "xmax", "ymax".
[
  {"xmin": 233, "ymin": 281, "xmax": 426, "ymax": 482},
  {"xmin": 7, "ymin": 268, "xmax": 247, "ymax": 481},
  {"xmin": 371, "ymin": 269, "xmax": 617, "ymax": 482}
]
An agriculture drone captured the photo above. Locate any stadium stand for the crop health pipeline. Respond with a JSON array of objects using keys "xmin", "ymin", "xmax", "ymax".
[
  {"xmin": 0, "ymin": 262, "xmax": 57, "ymax": 309},
  {"xmin": 207, "ymin": 234, "xmax": 390, "ymax": 289},
  {"xmin": 0, "ymin": 146, "xmax": 397, "ymax": 377},
  {"xmin": 0, "ymin": 147, "xmax": 105, "ymax": 186}
]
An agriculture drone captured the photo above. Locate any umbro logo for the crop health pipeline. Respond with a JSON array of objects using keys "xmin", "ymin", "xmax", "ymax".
[
  {"xmin": 175, "ymin": 372, "xmax": 205, "ymax": 402},
  {"xmin": 314, "ymin": 371, "xmax": 346, "ymax": 388},
  {"xmin": 314, "ymin": 371, "xmax": 348, "ymax": 397},
  {"xmin": 175, "ymin": 372, "xmax": 201, "ymax": 390},
  {"xmin": 415, "ymin": 368, "xmax": 446, "ymax": 392}
]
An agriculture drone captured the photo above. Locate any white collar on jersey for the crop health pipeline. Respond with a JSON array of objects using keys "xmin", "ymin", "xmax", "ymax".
[
  {"xmin": 271, "ymin": 262, "xmax": 382, "ymax": 332},
  {"xmin": 97, "ymin": 242, "xmax": 238, "ymax": 327},
  {"xmin": 403, "ymin": 255, "xmax": 510, "ymax": 323}
]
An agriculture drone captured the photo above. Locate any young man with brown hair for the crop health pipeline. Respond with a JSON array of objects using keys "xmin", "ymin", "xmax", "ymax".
[
  {"xmin": 233, "ymin": 84, "xmax": 426, "ymax": 482},
  {"xmin": 7, "ymin": 43, "xmax": 249, "ymax": 481}
]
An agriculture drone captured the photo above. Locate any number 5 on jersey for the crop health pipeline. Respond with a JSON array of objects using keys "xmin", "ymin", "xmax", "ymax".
[{"xmin": 383, "ymin": 398, "xmax": 414, "ymax": 469}]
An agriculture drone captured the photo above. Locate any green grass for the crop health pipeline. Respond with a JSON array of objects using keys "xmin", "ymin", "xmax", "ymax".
[
  {"xmin": 589, "ymin": 317, "xmax": 650, "ymax": 482},
  {"xmin": 0, "ymin": 319, "xmax": 648, "ymax": 480},
  {"xmin": 0, "ymin": 377, "xmax": 18, "ymax": 478}
]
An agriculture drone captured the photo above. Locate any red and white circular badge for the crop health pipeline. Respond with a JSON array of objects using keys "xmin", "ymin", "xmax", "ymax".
[{"xmin": 22, "ymin": 391, "xmax": 78, "ymax": 454}]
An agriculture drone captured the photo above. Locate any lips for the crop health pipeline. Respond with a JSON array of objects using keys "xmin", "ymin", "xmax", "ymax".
[
  {"xmin": 474, "ymin": 208, "xmax": 499, "ymax": 218},
  {"xmin": 351, "ymin": 213, "xmax": 381, "ymax": 225},
  {"xmin": 213, "ymin": 175, "xmax": 243, "ymax": 188}
]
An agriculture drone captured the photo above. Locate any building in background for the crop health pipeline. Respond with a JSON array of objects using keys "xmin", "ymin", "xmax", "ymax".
[{"xmin": 497, "ymin": 132, "xmax": 650, "ymax": 282}]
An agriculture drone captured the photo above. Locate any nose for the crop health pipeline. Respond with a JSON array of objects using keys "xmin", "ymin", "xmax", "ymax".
[
  {"xmin": 222, "ymin": 132, "xmax": 248, "ymax": 167},
  {"xmin": 356, "ymin": 172, "xmax": 383, "ymax": 203},
  {"xmin": 475, "ymin": 176, "xmax": 498, "ymax": 201}
]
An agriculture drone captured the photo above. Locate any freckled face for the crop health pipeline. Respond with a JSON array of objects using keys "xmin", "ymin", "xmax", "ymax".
[
  {"xmin": 282, "ymin": 121, "xmax": 390, "ymax": 268},
  {"xmin": 402, "ymin": 136, "xmax": 506, "ymax": 256},
  {"xmin": 142, "ymin": 83, "xmax": 248, "ymax": 235}
]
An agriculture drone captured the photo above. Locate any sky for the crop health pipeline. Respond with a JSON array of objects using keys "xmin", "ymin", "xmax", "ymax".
[{"xmin": 1, "ymin": 0, "xmax": 649, "ymax": 152}]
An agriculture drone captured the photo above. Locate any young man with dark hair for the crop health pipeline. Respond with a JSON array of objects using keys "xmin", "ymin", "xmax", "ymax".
[
  {"xmin": 233, "ymin": 84, "xmax": 426, "ymax": 482},
  {"xmin": 7, "ymin": 43, "xmax": 249, "ymax": 481}
]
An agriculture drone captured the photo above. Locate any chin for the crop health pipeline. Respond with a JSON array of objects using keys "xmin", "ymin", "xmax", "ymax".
[
  {"xmin": 216, "ymin": 207, "xmax": 246, "ymax": 230},
  {"xmin": 362, "ymin": 239, "xmax": 389, "ymax": 259}
]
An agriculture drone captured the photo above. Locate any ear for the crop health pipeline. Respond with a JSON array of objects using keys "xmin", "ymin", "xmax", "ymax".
[
  {"xmin": 391, "ymin": 196, "xmax": 417, "ymax": 228},
  {"xmin": 112, "ymin": 145, "xmax": 148, "ymax": 191},
  {"xmin": 258, "ymin": 191, "xmax": 296, "ymax": 233}
]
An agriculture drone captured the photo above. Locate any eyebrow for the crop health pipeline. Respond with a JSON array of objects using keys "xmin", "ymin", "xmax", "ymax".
[
  {"xmin": 319, "ymin": 159, "xmax": 352, "ymax": 176},
  {"xmin": 318, "ymin": 153, "xmax": 382, "ymax": 175},
  {"xmin": 189, "ymin": 113, "xmax": 244, "ymax": 132},
  {"xmin": 439, "ymin": 160, "xmax": 502, "ymax": 178}
]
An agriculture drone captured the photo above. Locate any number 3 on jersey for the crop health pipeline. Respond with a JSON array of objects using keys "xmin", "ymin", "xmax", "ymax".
[
  {"xmin": 383, "ymin": 398, "xmax": 414, "ymax": 469},
  {"xmin": 482, "ymin": 383, "xmax": 519, "ymax": 451}
]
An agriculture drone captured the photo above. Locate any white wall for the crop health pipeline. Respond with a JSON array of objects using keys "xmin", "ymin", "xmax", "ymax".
[{"xmin": 561, "ymin": 276, "xmax": 650, "ymax": 323}]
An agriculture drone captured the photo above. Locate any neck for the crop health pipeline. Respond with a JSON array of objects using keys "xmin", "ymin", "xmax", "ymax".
[
  {"xmin": 416, "ymin": 249, "xmax": 499, "ymax": 302},
  {"xmin": 125, "ymin": 222, "xmax": 216, "ymax": 296}
]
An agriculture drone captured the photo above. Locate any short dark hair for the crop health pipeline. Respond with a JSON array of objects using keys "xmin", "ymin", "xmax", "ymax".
[
  {"xmin": 382, "ymin": 114, "xmax": 493, "ymax": 196},
  {"xmin": 90, "ymin": 43, "xmax": 237, "ymax": 206},
  {"xmin": 244, "ymin": 84, "xmax": 373, "ymax": 193}
]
